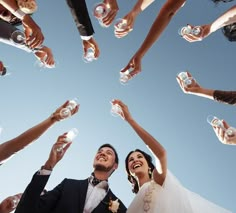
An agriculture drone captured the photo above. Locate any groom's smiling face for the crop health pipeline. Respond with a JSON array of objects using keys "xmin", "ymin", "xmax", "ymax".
[{"xmin": 93, "ymin": 147, "xmax": 118, "ymax": 172}]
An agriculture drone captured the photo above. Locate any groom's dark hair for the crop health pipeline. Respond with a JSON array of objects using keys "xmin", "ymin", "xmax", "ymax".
[{"xmin": 98, "ymin": 144, "xmax": 119, "ymax": 164}]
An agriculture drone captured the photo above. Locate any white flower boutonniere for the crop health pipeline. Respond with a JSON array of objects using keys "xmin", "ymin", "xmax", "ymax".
[{"xmin": 108, "ymin": 198, "xmax": 120, "ymax": 213}]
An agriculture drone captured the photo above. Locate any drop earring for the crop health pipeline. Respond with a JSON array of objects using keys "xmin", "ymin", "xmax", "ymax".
[{"xmin": 148, "ymin": 167, "xmax": 152, "ymax": 178}]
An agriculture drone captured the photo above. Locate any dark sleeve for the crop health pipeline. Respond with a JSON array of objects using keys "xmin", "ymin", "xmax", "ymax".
[
  {"xmin": 0, "ymin": 19, "xmax": 17, "ymax": 39},
  {"xmin": 15, "ymin": 172, "xmax": 65, "ymax": 213},
  {"xmin": 117, "ymin": 200, "xmax": 127, "ymax": 213},
  {"xmin": 213, "ymin": 90, "xmax": 236, "ymax": 105},
  {"xmin": 65, "ymin": 0, "xmax": 94, "ymax": 36}
]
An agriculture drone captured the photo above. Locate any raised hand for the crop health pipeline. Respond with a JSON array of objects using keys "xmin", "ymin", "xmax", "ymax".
[
  {"xmin": 43, "ymin": 134, "xmax": 72, "ymax": 170},
  {"xmin": 212, "ymin": 120, "xmax": 236, "ymax": 145},
  {"xmin": 114, "ymin": 12, "xmax": 134, "ymax": 38},
  {"xmin": 176, "ymin": 71, "xmax": 201, "ymax": 94},
  {"xmin": 111, "ymin": 99, "xmax": 132, "ymax": 121},
  {"xmin": 51, "ymin": 101, "xmax": 79, "ymax": 122},
  {"xmin": 120, "ymin": 53, "xmax": 142, "ymax": 82},
  {"xmin": 83, "ymin": 38, "xmax": 100, "ymax": 59},
  {"xmin": 0, "ymin": 193, "xmax": 22, "ymax": 213},
  {"xmin": 182, "ymin": 24, "xmax": 211, "ymax": 42},
  {"xmin": 101, "ymin": 0, "xmax": 119, "ymax": 26},
  {"xmin": 22, "ymin": 15, "xmax": 44, "ymax": 49}
]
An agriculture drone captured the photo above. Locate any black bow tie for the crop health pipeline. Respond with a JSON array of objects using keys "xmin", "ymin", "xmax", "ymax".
[
  {"xmin": 89, "ymin": 173, "xmax": 108, "ymax": 187},
  {"xmin": 91, "ymin": 177, "xmax": 102, "ymax": 186}
]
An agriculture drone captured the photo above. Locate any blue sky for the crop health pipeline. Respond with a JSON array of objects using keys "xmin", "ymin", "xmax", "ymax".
[{"xmin": 0, "ymin": 0, "xmax": 235, "ymax": 211}]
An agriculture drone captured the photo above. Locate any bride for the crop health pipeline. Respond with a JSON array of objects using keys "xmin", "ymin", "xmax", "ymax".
[{"xmin": 111, "ymin": 99, "xmax": 232, "ymax": 213}]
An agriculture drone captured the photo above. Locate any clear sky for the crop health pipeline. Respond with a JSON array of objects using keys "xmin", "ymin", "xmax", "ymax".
[{"xmin": 0, "ymin": 0, "xmax": 235, "ymax": 212}]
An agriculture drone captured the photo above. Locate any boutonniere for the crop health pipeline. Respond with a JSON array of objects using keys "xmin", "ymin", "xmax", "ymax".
[{"xmin": 108, "ymin": 198, "xmax": 120, "ymax": 213}]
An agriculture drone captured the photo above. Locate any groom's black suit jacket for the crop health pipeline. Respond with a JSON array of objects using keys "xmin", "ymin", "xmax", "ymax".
[
  {"xmin": 66, "ymin": 0, "xmax": 94, "ymax": 37},
  {"xmin": 15, "ymin": 172, "xmax": 127, "ymax": 213}
]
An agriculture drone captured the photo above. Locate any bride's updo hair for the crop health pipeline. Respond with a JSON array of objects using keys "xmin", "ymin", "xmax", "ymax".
[{"xmin": 125, "ymin": 149, "xmax": 155, "ymax": 194}]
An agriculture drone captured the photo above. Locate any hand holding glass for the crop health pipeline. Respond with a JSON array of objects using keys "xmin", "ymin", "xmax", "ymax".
[
  {"xmin": 177, "ymin": 71, "xmax": 194, "ymax": 87},
  {"xmin": 207, "ymin": 115, "xmax": 235, "ymax": 137},
  {"xmin": 93, "ymin": 2, "xmax": 110, "ymax": 27},
  {"xmin": 178, "ymin": 25, "xmax": 202, "ymax": 37},
  {"xmin": 83, "ymin": 48, "xmax": 96, "ymax": 63},
  {"xmin": 110, "ymin": 102, "xmax": 124, "ymax": 119},
  {"xmin": 60, "ymin": 98, "xmax": 78, "ymax": 119},
  {"xmin": 56, "ymin": 128, "xmax": 79, "ymax": 152}
]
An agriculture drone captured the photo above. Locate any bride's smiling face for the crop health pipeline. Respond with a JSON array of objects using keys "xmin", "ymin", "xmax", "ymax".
[{"xmin": 128, "ymin": 151, "xmax": 149, "ymax": 176}]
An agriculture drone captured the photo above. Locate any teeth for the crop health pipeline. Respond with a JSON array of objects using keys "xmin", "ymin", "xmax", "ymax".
[
  {"xmin": 133, "ymin": 164, "xmax": 141, "ymax": 169},
  {"xmin": 98, "ymin": 157, "xmax": 106, "ymax": 161}
]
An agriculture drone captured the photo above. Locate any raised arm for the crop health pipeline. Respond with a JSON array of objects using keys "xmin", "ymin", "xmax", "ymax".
[
  {"xmin": 114, "ymin": 0, "xmax": 155, "ymax": 38},
  {"xmin": 135, "ymin": 0, "xmax": 185, "ymax": 56},
  {"xmin": 0, "ymin": 101, "xmax": 79, "ymax": 165},
  {"xmin": 0, "ymin": 0, "xmax": 44, "ymax": 48},
  {"xmin": 65, "ymin": 0, "xmax": 100, "ymax": 58},
  {"xmin": 111, "ymin": 99, "xmax": 167, "ymax": 184},
  {"xmin": 176, "ymin": 71, "xmax": 236, "ymax": 105},
  {"xmin": 183, "ymin": 5, "xmax": 236, "ymax": 42},
  {"xmin": 15, "ymin": 134, "xmax": 71, "ymax": 213},
  {"xmin": 212, "ymin": 120, "xmax": 236, "ymax": 145},
  {"xmin": 176, "ymin": 72, "xmax": 214, "ymax": 100},
  {"xmin": 120, "ymin": 0, "xmax": 185, "ymax": 79},
  {"xmin": 101, "ymin": 0, "xmax": 119, "ymax": 26}
]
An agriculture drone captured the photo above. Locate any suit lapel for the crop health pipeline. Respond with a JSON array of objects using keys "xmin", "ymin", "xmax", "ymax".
[
  {"xmin": 92, "ymin": 189, "xmax": 114, "ymax": 213},
  {"xmin": 79, "ymin": 179, "xmax": 89, "ymax": 212}
]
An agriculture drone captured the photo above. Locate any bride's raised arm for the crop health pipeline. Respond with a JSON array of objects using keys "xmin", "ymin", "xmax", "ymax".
[{"xmin": 111, "ymin": 99, "xmax": 167, "ymax": 185}]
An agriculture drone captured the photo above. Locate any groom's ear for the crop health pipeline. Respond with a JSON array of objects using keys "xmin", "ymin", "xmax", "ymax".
[
  {"xmin": 111, "ymin": 163, "xmax": 118, "ymax": 174},
  {"xmin": 114, "ymin": 163, "xmax": 118, "ymax": 170},
  {"xmin": 109, "ymin": 163, "xmax": 118, "ymax": 176}
]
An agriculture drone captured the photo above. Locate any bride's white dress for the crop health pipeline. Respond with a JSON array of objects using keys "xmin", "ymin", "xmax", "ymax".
[{"xmin": 127, "ymin": 170, "xmax": 231, "ymax": 213}]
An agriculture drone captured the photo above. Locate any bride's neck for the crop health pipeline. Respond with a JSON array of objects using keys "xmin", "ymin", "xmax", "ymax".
[{"xmin": 137, "ymin": 173, "xmax": 151, "ymax": 188}]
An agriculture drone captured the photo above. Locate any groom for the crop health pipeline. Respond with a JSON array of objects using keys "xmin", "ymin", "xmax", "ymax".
[{"xmin": 15, "ymin": 133, "xmax": 127, "ymax": 213}]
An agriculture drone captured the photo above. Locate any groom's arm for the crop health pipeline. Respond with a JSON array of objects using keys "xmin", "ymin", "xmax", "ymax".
[
  {"xmin": 15, "ymin": 170, "xmax": 67, "ymax": 213},
  {"xmin": 15, "ymin": 171, "xmax": 51, "ymax": 213},
  {"xmin": 16, "ymin": 134, "xmax": 72, "ymax": 213}
]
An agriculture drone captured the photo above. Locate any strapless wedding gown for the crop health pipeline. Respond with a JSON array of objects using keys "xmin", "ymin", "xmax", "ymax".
[{"xmin": 127, "ymin": 170, "xmax": 231, "ymax": 213}]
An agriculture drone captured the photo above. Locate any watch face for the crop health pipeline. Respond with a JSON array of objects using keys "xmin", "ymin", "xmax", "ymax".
[{"xmin": 0, "ymin": 67, "xmax": 7, "ymax": 76}]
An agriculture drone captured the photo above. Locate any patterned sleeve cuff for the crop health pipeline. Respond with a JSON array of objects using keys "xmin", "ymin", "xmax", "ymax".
[{"xmin": 213, "ymin": 90, "xmax": 236, "ymax": 105}]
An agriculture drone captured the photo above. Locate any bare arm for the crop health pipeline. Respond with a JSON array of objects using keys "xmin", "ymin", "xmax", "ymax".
[
  {"xmin": 210, "ymin": 5, "xmax": 236, "ymax": 33},
  {"xmin": 114, "ymin": 0, "xmax": 155, "ymax": 38},
  {"xmin": 176, "ymin": 72, "xmax": 236, "ymax": 105},
  {"xmin": 131, "ymin": 0, "xmax": 154, "ymax": 16},
  {"xmin": 120, "ymin": 0, "xmax": 185, "ymax": 78},
  {"xmin": 0, "ymin": 101, "xmax": 79, "ymax": 164},
  {"xmin": 176, "ymin": 73, "xmax": 214, "ymax": 100},
  {"xmin": 112, "ymin": 99, "xmax": 167, "ymax": 185},
  {"xmin": 136, "ymin": 0, "xmax": 185, "ymax": 57},
  {"xmin": 0, "ymin": 117, "xmax": 57, "ymax": 164},
  {"xmin": 183, "ymin": 5, "xmax": 236, "ymax": 42},
  {"xmin": 131, "ymin": 0, "xmax": 156, "ymax": 17},
  {"xmin": 0, "ymin": 0, "xmax": 44, "ymax": 48}
]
